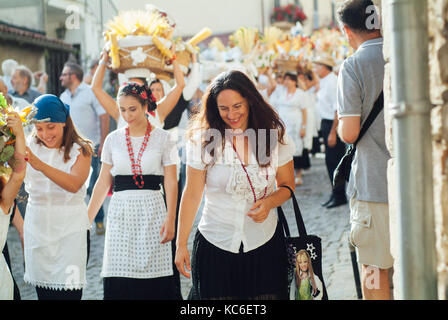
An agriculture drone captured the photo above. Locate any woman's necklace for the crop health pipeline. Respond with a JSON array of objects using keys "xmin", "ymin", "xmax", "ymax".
[
  {"xmin": 231, "ymin": 139, "xmax": 268, "ymax": 203},
  {"xmin": 125, "ymin": 120, "xmax": 151, "ymax": 189}
]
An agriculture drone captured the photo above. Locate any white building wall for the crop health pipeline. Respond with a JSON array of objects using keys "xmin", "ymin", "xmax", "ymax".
[{"xmin": 110, "ymin": 0, "xmax": 336, "ymax": 38}]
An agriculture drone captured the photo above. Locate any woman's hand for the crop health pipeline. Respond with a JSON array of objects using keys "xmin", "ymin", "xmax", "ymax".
[
  {"xmin": 175, "ymin": 245, "xmax": 191, "ymax": 278},
  {"xmin": 25, "ymin": 147, "xmax": 44, "ymax": 171},
  {"xmin": 6, "ymin": 112, "xmax": 24, "ymax": 138},
  {"xmin": 247, "ymin": 198, "xmax": 273, "ymax": 223},
  {"xmin": 160, "ymin": 216, "xmax": 175, "ymax": 244},
  {"xmin": 300, "ymin": 127, "xmax": 306, "ymax": 138},
  {"xmin": 99, "ymin": 49, "xmax": 111, "ymax": 68}
]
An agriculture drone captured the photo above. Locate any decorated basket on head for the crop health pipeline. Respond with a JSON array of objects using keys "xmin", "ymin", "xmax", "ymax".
[{"xmin": 104, "ymin": 8, "xmax": 212, "ymax": 79}]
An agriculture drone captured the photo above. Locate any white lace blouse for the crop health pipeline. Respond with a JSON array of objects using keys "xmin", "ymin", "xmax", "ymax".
[{"xmin": 186, "ymin": 132, "xmax": 295, "ymax": 253}]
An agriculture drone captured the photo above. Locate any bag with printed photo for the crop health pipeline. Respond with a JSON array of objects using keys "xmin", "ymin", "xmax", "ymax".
[{"xmin": 277, "ymin": 185, "xmax": 328, "ymax": 300}]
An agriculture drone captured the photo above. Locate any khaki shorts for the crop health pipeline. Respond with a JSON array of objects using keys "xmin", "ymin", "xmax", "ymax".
[{"xmin": 349, "ymin": 195, "xmax": 394, "ymax": 269}]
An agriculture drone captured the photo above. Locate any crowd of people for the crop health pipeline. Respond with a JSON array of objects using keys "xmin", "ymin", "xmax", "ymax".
[{"xmin": 0, "ymin": 0, "xmax": 392, "ymax": 301}]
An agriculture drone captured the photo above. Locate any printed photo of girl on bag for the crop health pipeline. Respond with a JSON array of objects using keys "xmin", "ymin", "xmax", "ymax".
[{"xmin": 290, "ymin": 249, "xmax": 323, "ymax": 300}]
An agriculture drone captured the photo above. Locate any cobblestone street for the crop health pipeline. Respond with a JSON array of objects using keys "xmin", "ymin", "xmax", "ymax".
[{"xmin": 7, "ymin": 155, "xmax": 358, "ymax": 300}]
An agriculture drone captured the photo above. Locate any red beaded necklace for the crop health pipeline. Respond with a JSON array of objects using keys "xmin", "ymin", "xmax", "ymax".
[
  {"xmin": 125, "ymin": 120, "xmax": 152, "ymax": 189},
  {"xmin": 231, "ymin": 140, "xmax": 268, "ymax": 203}
]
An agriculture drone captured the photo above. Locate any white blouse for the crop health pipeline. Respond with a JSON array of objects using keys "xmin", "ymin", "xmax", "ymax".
[
  {"xmin": 101, "ymin": 126, "xmax": 179, "ymax": 175},
  {"xmin": 316, "ymin": 72, "xmax": 338, "ymax": 121},
  {"xmin": 187, "ymin": 132, "xmax": 295, "ymax": 253},
  {"xmin": 269, "ymin": 86, "xmax": 306, "ymax": 157},
  {"xmin": 23, "ymin": 139, "xmax": 89, "ymax": 290}
]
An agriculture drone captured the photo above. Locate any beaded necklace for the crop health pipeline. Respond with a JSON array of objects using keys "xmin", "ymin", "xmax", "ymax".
[
  {"xmin": 231, "ymin": 140, "xmax": 268, "ymax": 203},
  {"xmin": 125, "ymin": 120, "xmax": 152, "ymax": 189}
]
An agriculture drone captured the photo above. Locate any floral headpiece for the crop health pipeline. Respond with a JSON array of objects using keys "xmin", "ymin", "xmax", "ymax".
[{"xmin": 119, "ymin": 82, "xmax": 158, "ymax": 111}]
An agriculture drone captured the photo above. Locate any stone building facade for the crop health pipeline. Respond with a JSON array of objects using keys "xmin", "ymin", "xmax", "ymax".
[{"xmin": 377, "ymin": 0, "xmax": 448, "ymax": 299}]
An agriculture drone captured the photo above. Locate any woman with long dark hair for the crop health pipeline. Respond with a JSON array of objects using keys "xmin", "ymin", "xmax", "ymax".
[
  {"xmin": 175, "ymin": 70, "xmax": 295, "ymax": 300},
  {"xmin": 87, "ymin": 82, "xmax": 179, "ymax": 300},
  {"xmin": 23, "ymin": 94, "xmax": 94, "ymax": 300}
]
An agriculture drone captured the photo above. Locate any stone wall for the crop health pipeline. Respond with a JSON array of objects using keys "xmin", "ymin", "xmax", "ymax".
[
  {"xmin": 381, "ymin": 0, "xmax": 448, "ymax": 299},
  {"xmin": 428, "ymin": 0, "xmax": 448, "ymax": 300}
]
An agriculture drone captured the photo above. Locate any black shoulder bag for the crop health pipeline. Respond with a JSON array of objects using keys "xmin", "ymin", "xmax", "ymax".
[
  {"xmin": 332, "ymin": 91, "xmax": 384, "ymax": 190},
  {"xmin": 277, "ymin": 185, "xmax": 328, "ymax": 300}
]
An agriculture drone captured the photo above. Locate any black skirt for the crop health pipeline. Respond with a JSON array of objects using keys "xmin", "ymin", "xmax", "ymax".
[
  {"xmin": 293, "ymin": 149, "xmax": 311, "ymax": 170},
  {"xmin": 103, "ymin": 275, "xmax": 178, "ymax": 300},
  {"xmin": 188, "ymin": 222, "xmax": 288, "ymax": 300}
]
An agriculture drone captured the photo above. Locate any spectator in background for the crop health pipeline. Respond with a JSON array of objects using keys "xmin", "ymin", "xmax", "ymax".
[
  {"xmin": 1, "ymin": 59, "xmax": 18, "ymax": 92},
  {"xmin": 313, "ymin": 55, "xmax": 347, "ymax": 209},
  {"xmin": 60, "ymin": 62, "xmax": 109, "ymax": 235},
  {"xmin": 298, "ymin": 70, "xmax": 321, "ymax": 157},
  {"xmin": 269, "ymin": 72, "xmax": 308, "ymax": 185},
  {"xmin": 83, "ymin": 59, "xmax": 99, "ymax": 85},
  {"xmin": 10, "ymin": 65, "xmax": 42, "ymax": 104},
  {"xmin": 0, "ymin": 76, "xmax": 29, "ymax": 110},
  {"xmin": 33, "ymin": 71, "xmax": 49, "ymax": 94}
]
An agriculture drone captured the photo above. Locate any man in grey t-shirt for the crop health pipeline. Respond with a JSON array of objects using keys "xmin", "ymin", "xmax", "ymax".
[{"xmin": 336, "ymin": 0, "xmax": 393, "ymax": 300}]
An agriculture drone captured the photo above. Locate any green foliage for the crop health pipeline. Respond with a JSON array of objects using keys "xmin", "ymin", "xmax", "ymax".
[{"xmin": 0, "ymin": 145, "xmax": 15, "ymax": 163}]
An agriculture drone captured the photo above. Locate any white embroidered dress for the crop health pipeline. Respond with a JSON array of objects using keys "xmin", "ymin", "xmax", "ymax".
[
  {"xmin": 101, "ymin": 127, "xmax": 179, "ymax": 279},
  {"xmin": 269, "ymin": 86, "xmax": 306, "ymax": 157},
  {"xmin": 187, "ymin": 132, "xmax": 295, "ymax": 253},
  {"xmin": 23, "ymin": 139, "xmax": 90, "ymax": 290},
  {"xmin": 0, "ymin": 207, "xmax": 13, "ymax": 299}
]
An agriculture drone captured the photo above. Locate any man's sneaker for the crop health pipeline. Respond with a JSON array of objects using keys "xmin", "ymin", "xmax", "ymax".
[{"xmin": 96, "ymin": 222, "xmax": 105, "ymax": 235}]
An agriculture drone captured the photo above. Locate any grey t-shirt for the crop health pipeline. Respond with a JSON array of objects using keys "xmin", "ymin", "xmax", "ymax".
[{"xmin": 337, "ymin": 38, "xmax": 390, "ymax": 203}]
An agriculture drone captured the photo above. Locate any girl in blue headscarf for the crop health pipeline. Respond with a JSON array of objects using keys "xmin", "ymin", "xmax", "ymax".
[{"xmin": 23, "ymin": 94, "xmax": 94, "ymax": 300}]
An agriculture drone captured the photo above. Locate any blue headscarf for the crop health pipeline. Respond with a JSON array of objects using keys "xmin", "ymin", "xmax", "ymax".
[{"xmin": 33, "ymin": 94, "xmax": 70, "ymax": 123}]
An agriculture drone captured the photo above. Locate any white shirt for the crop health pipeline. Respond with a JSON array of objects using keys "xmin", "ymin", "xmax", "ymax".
[
  {"xmin": 11, "ymin": 96, "xmax": 30, "ymax": 110},
  {"xmin": 102, "ymin": 126, "xmax": 179, "ymax": 176},
  {"xmin": 186, "ymin": 132, "xmax": 295, "ymax": 253},
  {"xmin": 316, "ymin": 72, "xmax": 338, "ymax": 121},
  {"xmin": 269, "ymin": 86, "xmax": 306, "ymax": 156}
]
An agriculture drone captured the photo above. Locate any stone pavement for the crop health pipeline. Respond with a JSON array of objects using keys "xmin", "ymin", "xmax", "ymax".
[{"xmin": 6, "ymin": 155, "xmax": 359, "ymax": 300}]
